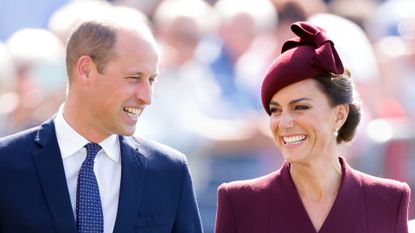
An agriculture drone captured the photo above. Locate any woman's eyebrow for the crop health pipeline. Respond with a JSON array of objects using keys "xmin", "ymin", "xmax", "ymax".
[{"xmin": 270, "ymin": 97, "xmax": 311, "ymax": 106}]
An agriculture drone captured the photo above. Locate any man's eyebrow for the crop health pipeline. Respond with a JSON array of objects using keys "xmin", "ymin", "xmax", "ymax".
[{"xmin": 127, "ymin": 72, "xmax": 158, "ymax": 78}]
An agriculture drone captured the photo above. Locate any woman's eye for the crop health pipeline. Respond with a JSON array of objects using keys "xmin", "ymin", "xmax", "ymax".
[
  {"xmin": 270, "ymin": 107, "xmax": 281, "ymax": 114},
  {"xmin": 295, "ymin": 105, "xmax": 309, "ymax": 110}
]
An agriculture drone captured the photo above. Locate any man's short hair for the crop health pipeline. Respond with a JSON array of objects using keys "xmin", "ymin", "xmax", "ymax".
[{"xmin": 66, "ymin": 21, "xmax": 117, "ymax": 79}]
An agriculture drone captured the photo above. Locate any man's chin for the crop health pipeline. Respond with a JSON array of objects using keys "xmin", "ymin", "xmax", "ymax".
[{"xmin": 118, "ymin": 126, "xmax": 136, "ymax": 136}]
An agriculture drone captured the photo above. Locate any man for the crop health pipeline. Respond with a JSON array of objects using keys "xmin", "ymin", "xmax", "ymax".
[{"xmin": 0, "ymin": 17, "xmax": 203, "ymax": 233}]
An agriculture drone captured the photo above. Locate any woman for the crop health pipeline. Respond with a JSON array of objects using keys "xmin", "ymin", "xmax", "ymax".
[{"xmin": 214, "ymin": 21, "xmax": 410, "ymax": 233}]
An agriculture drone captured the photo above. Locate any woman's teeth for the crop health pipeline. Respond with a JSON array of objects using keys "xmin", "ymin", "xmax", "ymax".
[{"xmin": 283, "ymin": 135, "xmax": 306, "ymax": 144}]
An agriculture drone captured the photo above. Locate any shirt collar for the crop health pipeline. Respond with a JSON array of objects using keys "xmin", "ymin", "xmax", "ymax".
[
  {"xmin": 100, "ymin": 134, "xmax": 120, "ymax": 164},
  {"xmin": 54, "ymin": 104, "xmax": 120, "ymax": 164}
]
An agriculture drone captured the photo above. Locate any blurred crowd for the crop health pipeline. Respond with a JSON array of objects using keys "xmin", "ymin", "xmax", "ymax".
[{"xmin": 1, "ymin": 0, "xmax": 415, "ymax": 231}]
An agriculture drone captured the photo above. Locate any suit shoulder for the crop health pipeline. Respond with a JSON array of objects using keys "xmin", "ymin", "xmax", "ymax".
[
  {"xmin": 0, "ymin": 126, "xmax": 42, "ymax": 168},
  {"xmin": 218, "ymin": 170, "xmax": 280, "ymax": 195},
  {"xmin": 129, "ymin": 135, "xmax": 187, "ymax": 164},
  {"xmin": 0, "ymin": 126, "xmax": 40, "ymax": 150}
]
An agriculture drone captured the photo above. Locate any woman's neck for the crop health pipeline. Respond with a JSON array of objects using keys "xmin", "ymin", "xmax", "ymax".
[{"xmin": 289, "ymin": 156, "xmax": 342, "ymax": 202}]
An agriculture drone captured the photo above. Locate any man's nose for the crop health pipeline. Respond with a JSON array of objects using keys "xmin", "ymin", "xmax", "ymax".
[{"xmin": 136, "ymin": 81, "xmax": 152, "ymax": 105}]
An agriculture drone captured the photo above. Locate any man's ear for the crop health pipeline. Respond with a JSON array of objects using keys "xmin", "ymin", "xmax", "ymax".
[
  {"xmin": 76, "ymin": 55, "xmax": 94, "ymax": 81},
  {"xmin": 335, "ymin": 104, "xmax": 349, "ymax": 129}
]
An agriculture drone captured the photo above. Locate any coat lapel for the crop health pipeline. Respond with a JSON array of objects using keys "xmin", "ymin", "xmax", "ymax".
[
  {"xmin": 269, "ymin": 163, "xmax": 318, "ymax": 233},
  {"xmin": 318, "ymin": 157, "xmax": 367, "ymax": 233},
  {"xmin": 113, "ymin": 136, "xmax": 147, "ymax": 233},
  {"xmin": 269, "ymin": 158, "xmax": 368, "ymax": 233},
  {"xmin": 32, "ymin": 118, "xmax": 77, "ymax": 233}
]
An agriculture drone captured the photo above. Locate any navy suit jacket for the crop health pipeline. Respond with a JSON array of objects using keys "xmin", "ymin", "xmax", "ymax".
[
  {"xmin": 0, "ymin": 118, "xmax": 203, "ymax": 233},
  {"xmin": 215, "ymin": 157, "xmax": 410, "ymax": 233}
]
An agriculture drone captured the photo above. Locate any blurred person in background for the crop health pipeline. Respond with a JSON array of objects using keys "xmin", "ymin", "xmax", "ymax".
[
  {"xmin": 1, "ymin": 28, "xmax": 66, "ymax": 137},
  {"xmin": 366, "ymin": 0, "xmax": 415, "ymax": 119},
  {"xmin": 136, "ymin": 2, "xmax": 222, "ymax": 229},
  {"xmin": 48, "ymin": 0, "xmax": 150, "ymax": 46},
  {"xmin": 365, "ymin": 0, "xmax": 415, "ymax": 218},
  {"xmin": 137, "ymin": 0, "xmax": 218, "ymax": 152},
  {"xmin": 47, "ymin": 0, "xmax": 114, "ymax": 45},
  {"xmin": 189, "ymin": 0, "xmax": 279, "ymax": 231},
  {"xmin": 215, "ymin": 21, "xmax": 410, "ymax": 233},
  {"xmin": 271, "ymin": 0, "xmax": 327, "ymax": 51},
  {"xmin": 0, "ymin": 0, "xmax": 69, "ymax": 41},
  {"xmin": 0, "ymin": 12, "xmax": 202, "ymax": 233},
  {"xmin": 108, "ymin": 0, "xmax": 163, "ymax": 20},
  {"xmin": 0, "ymin": 43, "xmax": 16, "ymax": 95},
  {"xmin": 199, "ymin": 0, "xmax": 278, "ymax": 111},
  {"xmin": 326, "ymin": 0, "xmax": 377, "ymax": 31},
  {"xmin": 0, "ymin": 42, "xmax": 17, "ymax": 136}
]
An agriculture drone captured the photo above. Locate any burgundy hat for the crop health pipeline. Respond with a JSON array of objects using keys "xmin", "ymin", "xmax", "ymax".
[{"xmin": 261, "ymin": 21, "xmax": 344, "ymax": 115}]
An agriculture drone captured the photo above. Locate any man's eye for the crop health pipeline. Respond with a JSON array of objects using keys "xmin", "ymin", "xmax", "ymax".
[
  {"xmin": 149, "ymin": 77, "xmax": 157, "ymax": 85},
  {"xmin": 126, "ymin": 76, "xmax": 141, "ymax": 82}
]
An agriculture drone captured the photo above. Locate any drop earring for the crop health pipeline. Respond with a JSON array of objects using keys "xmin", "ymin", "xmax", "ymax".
[{"xmin": 334, "ymin": 128, "xmax": 339, "ymax": 137}]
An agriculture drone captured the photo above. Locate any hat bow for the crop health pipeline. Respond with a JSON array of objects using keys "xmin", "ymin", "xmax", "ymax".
[{"xmin": 281, "ymin": 21, "xmax": 344, "ymax": 74}]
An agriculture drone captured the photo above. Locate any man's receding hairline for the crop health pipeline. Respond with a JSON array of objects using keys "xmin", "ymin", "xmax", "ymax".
[{"xmin": 90, "ymin": 18, "xmax": 153, "ymax": 37}]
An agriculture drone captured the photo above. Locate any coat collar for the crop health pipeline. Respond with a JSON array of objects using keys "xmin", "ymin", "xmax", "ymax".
[{"xmin": 269, "ymin": 157, "xmax": 367, "ymax": 233}]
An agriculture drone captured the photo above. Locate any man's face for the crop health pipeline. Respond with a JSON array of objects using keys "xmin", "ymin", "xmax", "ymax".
[{"xmin": 86, "ymin": 29, "xmax": 159, "ymax": 139}]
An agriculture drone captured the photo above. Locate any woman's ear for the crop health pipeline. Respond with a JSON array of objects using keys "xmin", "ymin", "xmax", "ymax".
[{"xmin": 335, "ymin": 104, "xmax": 349, "ymax": 129}]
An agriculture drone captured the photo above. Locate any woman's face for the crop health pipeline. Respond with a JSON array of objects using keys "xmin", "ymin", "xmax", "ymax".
[{"xmin": 269, "ymin": 78, "xmax": 347, "ymax": 164}]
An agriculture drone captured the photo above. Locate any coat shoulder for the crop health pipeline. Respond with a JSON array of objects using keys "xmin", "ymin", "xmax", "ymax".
[
  {"xmin": 216, "ymin": 170, "xmax": 281, "ymax": 227},
  {"xmin": 352, "ymin": 168, "xmax": 410, "ymax": 219},
  {"xmin": 218, "ymin": 170, "xmax": 280, "ymax": 196},
  {"xmin": 351, "ymin": 168, "xmax": 410, "ymax": 231},
  {"xmin": 354, "ymin": 169, "xmax": 410, "ymax": 195}
]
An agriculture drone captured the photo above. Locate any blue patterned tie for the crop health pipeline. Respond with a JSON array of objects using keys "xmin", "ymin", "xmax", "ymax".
[{"xmin": 76, "ymin": 143, "xmax": 104, "ymax": 233}]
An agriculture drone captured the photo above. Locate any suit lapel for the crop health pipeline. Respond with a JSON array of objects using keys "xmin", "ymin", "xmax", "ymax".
[
  {"xmin": 32, "ymin": 119, "xmax": 77, "ymax": 233},
  {"xmin": 113, "ymin": 136, "xmax": 147, "ymax": 233}
]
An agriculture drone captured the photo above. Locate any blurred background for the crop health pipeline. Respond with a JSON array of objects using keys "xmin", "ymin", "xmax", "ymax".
[{"xmin": 1, "ymin": 0, "xmax": 415, "ymax": 231}]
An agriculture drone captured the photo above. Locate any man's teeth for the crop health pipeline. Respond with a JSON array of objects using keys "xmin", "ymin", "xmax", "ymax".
[
  {"xmin": 284, "ymin": 135, "xmax": 306, "ymax": 144},
  {"xmin": 124, "ymin": 107, "xmax": 141, "ymax": 117}
]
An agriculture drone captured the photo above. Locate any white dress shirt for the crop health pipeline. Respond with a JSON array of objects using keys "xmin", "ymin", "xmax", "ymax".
[{"xmin": 54, "ymin": 107, "xmax": 121, "ymax": 233}]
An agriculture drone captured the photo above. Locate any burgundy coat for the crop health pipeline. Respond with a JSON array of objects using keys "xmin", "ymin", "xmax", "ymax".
[{"xmin": 215, "ymin": 158, "xmax": 410, "ymax": 233}]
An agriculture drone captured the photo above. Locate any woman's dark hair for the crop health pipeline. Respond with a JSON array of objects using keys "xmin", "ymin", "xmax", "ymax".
[{"xmin": 314, "ymin": 70, "xmax": 361, "ymax": 144}]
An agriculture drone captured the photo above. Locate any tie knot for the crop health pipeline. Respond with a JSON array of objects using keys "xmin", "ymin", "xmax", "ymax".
[{"xmin": 85, "ymin": 143, "xmax": 102, "ymax": 160}]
